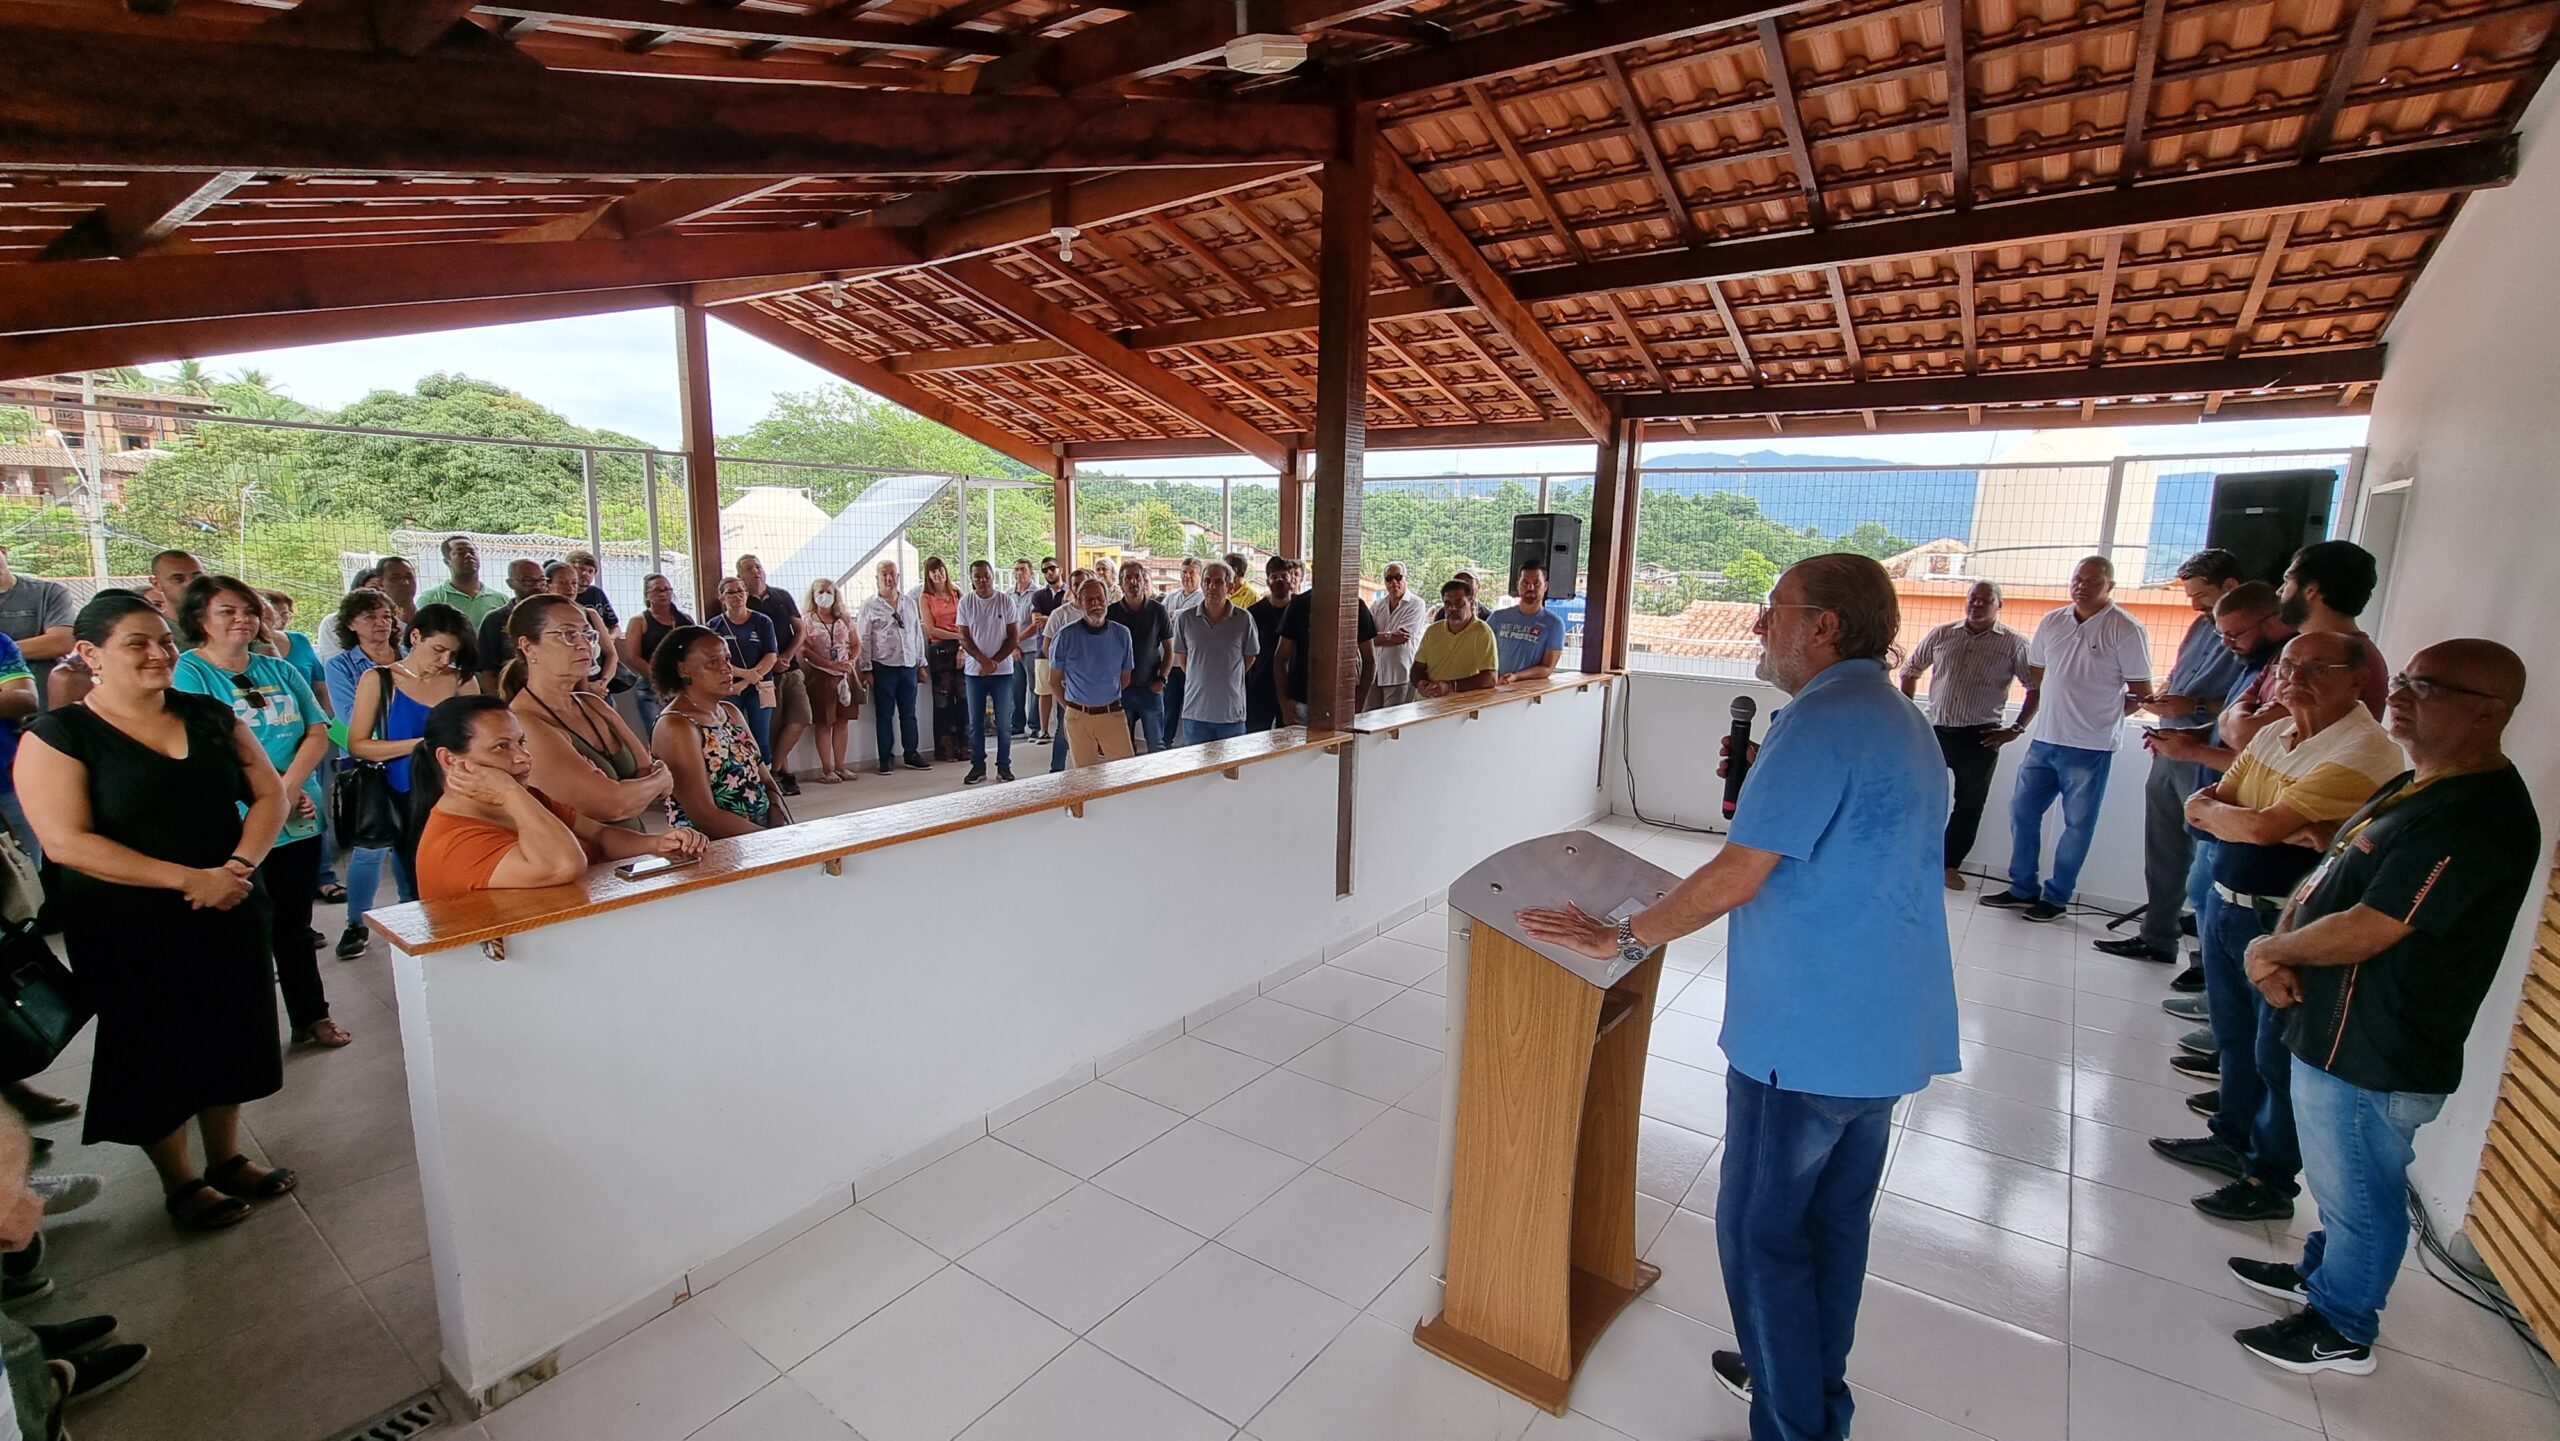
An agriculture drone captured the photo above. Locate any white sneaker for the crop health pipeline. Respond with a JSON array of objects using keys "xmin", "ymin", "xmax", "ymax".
[{"xmin": 31, "ymin": 1172, "xmax": 104, "ymax": 1216}]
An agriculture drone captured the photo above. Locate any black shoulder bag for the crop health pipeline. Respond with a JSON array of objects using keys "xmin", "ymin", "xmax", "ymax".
[{"xmin": 332, "ymin": 668, "xmax": 408, "ymax": 851}]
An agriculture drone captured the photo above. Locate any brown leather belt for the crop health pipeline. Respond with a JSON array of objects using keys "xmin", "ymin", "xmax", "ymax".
[{"xmin": 1063, "ymin": 699, "xmax": 1124, "ymax": 715}]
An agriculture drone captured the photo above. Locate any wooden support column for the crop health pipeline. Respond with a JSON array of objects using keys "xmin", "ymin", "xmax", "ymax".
[
  {"xmin": 1279, "ymin": 450, "xmax": 1307, "ymax": 560},
  {"xmin": 1579, "ymin": 407, "xmax": 1641, "ymax": 675},
  {"xmin": 1307, "ymin": 122, "xmax": 1373, "ymax": 736},
  {"xmin": 674, "ymin": 302, "xmax": 725, "ymax": 613},
  {"xmin": 1050, "ymin": 452, "xmax": 1076, "ymax": 578}
]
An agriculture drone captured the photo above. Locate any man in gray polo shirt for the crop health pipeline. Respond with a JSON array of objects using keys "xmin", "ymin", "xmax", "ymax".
[
  {"xmin": 1171, "ymin": 561, "xmax": 1259, "ymax": 746},
  {"xmin": 1899, "ymin": 580, "xmax": 2038, "ymax": 890},
  {"xmin": 0, "ymin": 546, "xmax": 72, "ymax": 709}
]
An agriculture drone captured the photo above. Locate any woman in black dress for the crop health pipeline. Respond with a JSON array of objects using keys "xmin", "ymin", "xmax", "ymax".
[{"xmin": 14, "ymin": 591, "xmax": 295, "ymax": 1231}]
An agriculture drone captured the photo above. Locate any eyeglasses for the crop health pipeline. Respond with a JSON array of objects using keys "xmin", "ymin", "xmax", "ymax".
[
  {"xmin": 537, "ymin": 628, "xmax": 596, "ymax": 649},
  {"xmin": 1753, "ymin": 603, "xmax": 1824, "ymax": 623},
  {"xmin": 2388, "ymin": 672, "xmax": 2499, "ymax": 702},
  {"xmin": 229, "ymin": 672, "xmax": 268, "ymax": 712},
  {"xmin": 2270, "ymin": 660, "xmax": 2350, "ymax": 680}
]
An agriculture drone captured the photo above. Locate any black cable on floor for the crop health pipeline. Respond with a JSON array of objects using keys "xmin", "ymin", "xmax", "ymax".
[{"xmin": 2406, "ymin": 1184, "xmax": 2548, "ymax": 1360}]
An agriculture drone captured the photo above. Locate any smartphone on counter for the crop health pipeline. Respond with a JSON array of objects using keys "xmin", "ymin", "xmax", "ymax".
[{"xmin": 614, "ymin": 854, "xmax": 702, "ymax": 881}]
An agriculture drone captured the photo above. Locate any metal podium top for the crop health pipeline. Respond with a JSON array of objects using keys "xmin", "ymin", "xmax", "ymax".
[{"xmin": 1448, "ymin": 830, "xmax": 1685, "ymax": 990}]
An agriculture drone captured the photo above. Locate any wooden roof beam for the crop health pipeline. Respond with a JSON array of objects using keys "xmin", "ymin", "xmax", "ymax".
[
  {"xmin": 915, "ymin": 166, "xmax": 1314, "ymax": 263},
  {"xmin": 718, "ymin": 304, "xmax": 1057, "ymax": 472},
  {"xmin": 2302, "ymin": 0, "xmax": 2386, "ymax": 161},
  {"xmin": 1343, "ymin": 0, "xmax": 1825, "ymax": 103},
  {"xmin": 472, "ymin": 0, "xmax": 1011, "ymax": 55},
  {"xmin": 1598, "ymin": 52, "xmax": 1698, "ymax": 244},
  {"xmin": 0, "ymin": 225, "xmax": 921, "ymax": 335},
  {"xmin": 36, "ymin": 171, "xmax": 250, "ymax": 261},
  {"xmin": 937, "ymin": 255, "xmax": 1290, "ymax": 469},
  {"xmin": 2118, "ymin": 0, "xmax": 2168, "ymax": 180},
  {"xmin": 2223, "ymin": 215, "xmax": 2297, "ymax": 358},
  {"xmin": 1940, "ymin": 0, "xmax": 1972, "ymax": 206},
  {"xmin": 1619, "ymin": 347, "xmax": 2384, "ymax": 419},
  {"xmin": 1374, "ymin": 140, "xmax": 1609, "ymax": 438},
  {"xmin": 974, "ymin": 1, "xmax": 1404, "ymax": 96},
  {"xmin": 1757, "ymin": 19, "xmax": 1825, "ymax": 226},
  {"xmin": 0, "ymin": 21, "xmax": 1339, "ymax": 179}
]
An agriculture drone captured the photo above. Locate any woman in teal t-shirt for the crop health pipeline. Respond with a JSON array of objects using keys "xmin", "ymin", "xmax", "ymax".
[{"xmin": 173, "ymin": 575, "xmax": 350, "ymax": 1049}]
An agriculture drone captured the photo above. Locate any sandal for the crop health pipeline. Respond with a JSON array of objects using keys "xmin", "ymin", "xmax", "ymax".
[
  {"xmin": 316, "ymin": 883, "xmax": 348, "ymax": 904},
  {"xmin": 293, "ymin": 1019, "xmax": 354, "ymax": 1049},
  {"xmin": 163, "ymin": 1179, "xmax": 253, "ymax": 1230},
  {"xmin": 204, "ymin": 1154, "xmax": 297, "ymax": 1201}
]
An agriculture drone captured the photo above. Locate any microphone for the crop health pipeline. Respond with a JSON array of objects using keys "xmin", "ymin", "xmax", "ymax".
[{"xmin": 1721, "ymin": 695, "xmax": 1757, "ymax": 819}]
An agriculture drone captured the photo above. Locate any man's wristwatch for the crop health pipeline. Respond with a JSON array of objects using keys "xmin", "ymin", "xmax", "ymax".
[{"xmin": 1615, "ymin": 917, "xmax": 1647, "ymax": 965}]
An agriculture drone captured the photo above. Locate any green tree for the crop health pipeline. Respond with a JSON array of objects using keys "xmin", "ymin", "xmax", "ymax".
[
  {"xmin": 0, "ymin": 407, "xmax": 32, "ymax": 443},
  {"xmin": 1131, "ymin": 500, "xmax": 1185, "ymax": 557},
  {"xmin": 1713, "ymin": 549, "xmax": 1779, "ymax": 603}
]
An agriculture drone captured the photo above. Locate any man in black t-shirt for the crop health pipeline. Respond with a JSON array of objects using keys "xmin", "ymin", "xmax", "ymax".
[
  {"xmin": 1112, "ymin": 560, "xmax": 1173, "ymax": 752},
  {"xmin": 1273, "ymin": 581, "xmax": 1378, "ymax": 725},
  {"xmin": 1243, "ymin": 556, "xmax": 1294, "ymax": 732},
  {"xmin": 737, "ymin": 554, "xmax": 806, "ymax": 793},
  {"xmin": 2229, "ymin": 639, "xmax": 2540, "ymax": 1379},
  {"xmin": 1028, "ymin": 556, "xmax": 1064, "ymax": 740}
]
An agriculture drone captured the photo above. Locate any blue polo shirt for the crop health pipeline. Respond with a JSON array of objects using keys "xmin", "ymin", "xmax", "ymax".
[
  {"xmin": 1049, "ymin": 618, "xmax": 1133, "ymax": 706},
  {"xmin": 1721, "ymin": 658, "xmax": 1960, "ymax": 1098},
  {"xmin": 1488, "ymin": 604, "xmax": 1567, "ymax": 674},
  {"xmin": 2160, "ymin": 612, "xmax": 2246, "ymax": 730}
]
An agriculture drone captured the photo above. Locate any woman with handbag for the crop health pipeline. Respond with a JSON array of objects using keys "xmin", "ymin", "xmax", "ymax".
[
  {"xmin": 649, "ymin": 627, "xmax": 782, "ymax": 838},
  {"xmin": 798, "ymin": 579, "xmax": 860, "ymax": 785},
  {"xmin": 705, "ymin": 578, "xmax": 781, "ymax": 763},
  {"xmin": 171, "ymin": 577, "xmax": 346, "ymax": 1052},
  {"xmin": 14, "ymin": 590, "xmax": 296, "ymax": 1231},
  {"xmin": 918, "ymin": 556, "xmax": 967, "ymax": 762},
  {"xmin": 338, "ymin": 602, "xmax": 477, "ymax": 955},
  {"xmin": 506, "ymin": 595, "xmax": 674, "ymax": 833},
  {"xmin": 323, "ymin": 588, "xmax": 405, "ymax": 958}
]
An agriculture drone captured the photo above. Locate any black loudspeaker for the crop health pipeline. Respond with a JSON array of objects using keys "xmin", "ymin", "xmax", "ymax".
[
  {"xmin": 2205, "ymin": 470, "xmax": 2333, "ymax": 585},
  {"xmin": 1510, "ymin": 512, "xmax": 1581, "ymax": 599}
]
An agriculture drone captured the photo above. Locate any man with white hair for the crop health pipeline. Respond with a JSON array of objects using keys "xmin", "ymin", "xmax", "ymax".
[{"xmin": 1368, "ymin": 562, "xmax": 1426, "ymax": 708}]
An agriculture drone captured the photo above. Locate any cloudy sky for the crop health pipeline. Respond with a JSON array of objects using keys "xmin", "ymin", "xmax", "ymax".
[{"xmin": 170, "ymin": 304, "xmax": 2369, "ymax": 479}]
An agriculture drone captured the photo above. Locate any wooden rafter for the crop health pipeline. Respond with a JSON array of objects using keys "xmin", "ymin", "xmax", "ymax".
[
  {"xmin": 0, "ymin": 23, "xmax": 1340, "ymax": 178},
  {"xmin": 0, "ymin": 225, "xmax": 921, "ymax": 335},
  {"xmin": 1373, "ymin": 140, "xmax": 1609, "ymax": 437},
  {"xmin": 1596, "ymin": 53, "xmax": 1696, "ymax": 244},
  {"xmin": 1345, "ymin": 0, "xmax": 1827, "ymax": 104},
  {"xmin": 937, "ymin": 255, "xmax": 1289, "ymax": 468},
  {"xmin": 1940, "ymin": 0, "xmax": 1972, "ymax": 206},
  {"xmin": 722, "ymin": 303, "xmax": 1055, "ymax": 470},
  {"xmin": 974, "ymin": 1, "xmax": 1402, "ymax": 96},
  {"xmin": 1706, "ymin": 284, "xmax": 1761, "ymax": 385},
  {"xmin": 2086, "ymin": 235, "xmax": 2124, "ymax": 365},
  {"xmin": 2223, "ymin": 215, "xmax": 2297, "ymax": 358},
  {"xmin": 1463, "ymin": 83, "xmax": 1587, "ymax": 261},
  {"xmin": 2118, "ymin": 0, "xmax": 2168, "ymax": 179},
  {"xmin": 918, "ymin": 167, "xmax": 1313, "ymax": 264},
  {"xmin": 2303, "ymin": 0, "xmax": 2387, "ymax": 161},
  {"xmin": 1374, "ymin": 325, "xmax": 1487, "ymax": 424},
  {"xmin": 1822, "ymin": 267, "xmax": 1863, "ymax": 376},
  {"xmin": 1953, "ymin": 251, "xmax": 1977, "ymax": 375},
  {"xmin": 1603, "ymin": 296, "xmax": 1670, "ymax": 389},
  {"xmin": 1620, "ymin": 347, "xmax": 2384, "ymax": 418},
  {"xmin": 471, "ymin": 0, "xmax": 1011, "ymax": 55},
  {"xmin": 37, "ymin": 172, "xmax": 249, "ymax": 261},
  {"xmin": 1756, "ymin": 19, "xmax": 1824, "ymax": 225}
]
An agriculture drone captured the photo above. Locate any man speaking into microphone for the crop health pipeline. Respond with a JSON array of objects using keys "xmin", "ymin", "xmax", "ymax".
[{"xmin": 1521, "ymin": 553, "xmax": 1958, "ymax": 1441}]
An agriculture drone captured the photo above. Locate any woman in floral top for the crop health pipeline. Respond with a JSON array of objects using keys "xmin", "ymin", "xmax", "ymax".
[{"xmin": 647, "ymin": 626, "xmax": 777, "ymax": 839}]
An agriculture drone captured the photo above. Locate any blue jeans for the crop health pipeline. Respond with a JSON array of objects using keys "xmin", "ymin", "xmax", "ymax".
[
  {"xmin": 1122, "ymin": 685, "xmax": 1165, "ymax": 753},
  {"xmin": 1008, "ymin": 662, "xmax": 1031, "ymax": 735},
  {"xmin": 868, "ymin": 666, "xmax": 922, "ymax": 766},
  {"xmin": 342, "ymin": 843, "xmax": 417, "ymax": 919},
  {"xmin": 2005, "ymin": 740, "xmax": 2113, "ymax": 905},
  {"xmin": 1162, "ymin": 667, "xmax": 1187, "ymax": 742},
  {"xmin": 1718, "ymin": 1069, "xmax": 1897, "ymax": 1441},
  {"xmin": 2199, "ymin": 890, "xmax": 2299, "ymax": 1193},
  {"xmin": 732, "ymin": 688, "xmax": 773, "ymax": 762},
  {"xmin": 2292, "ymin": 1058, "xmax": 2445, "ymax": 1345},
  {"xmin": 966, "ymin": 672, "xmax": 1014, "ymax": 770},
  {"xmin": 1181, "ymin": 718, "xmax": 1246, "ymax": 745},
  {"xmin": 1048, "ymin": 725, "xmax": 1070, "ymax": 773},
  {"xmin": 0, "ymin": 789, "xmax": 37, "ymax": 868}
]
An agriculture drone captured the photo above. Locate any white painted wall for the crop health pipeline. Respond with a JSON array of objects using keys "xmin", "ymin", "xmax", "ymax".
[
  {"xmin": 2356, "ymin": 84, "xmax": 2560, "ymax": 1234},
  {"xmin": 1607, "ymin": 668, "xmax": 2151, "ymax": 908},
  {"xmin": 394, "ymin": 692, "xmax": 1610, "ymax": 1399}
]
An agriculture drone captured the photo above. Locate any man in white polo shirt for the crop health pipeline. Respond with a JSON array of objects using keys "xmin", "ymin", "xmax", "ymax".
[{"xmin": 1983, "ymin": 555, "xmax": 2154, "ymax": 922}]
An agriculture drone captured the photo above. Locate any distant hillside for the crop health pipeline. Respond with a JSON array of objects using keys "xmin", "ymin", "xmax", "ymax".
[{"xmin": 1642, "ymin": 449, "xmax": 1979, "ymax": 543}]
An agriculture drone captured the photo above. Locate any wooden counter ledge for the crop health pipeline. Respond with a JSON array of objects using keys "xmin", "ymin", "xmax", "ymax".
[
  {"xmin": 367, "ymin": 725, "xmax": 1351, "ymax": 956},
  {"xmin": 1349, "ymin": 670, "xmax": 1616, "ymax": 736}
]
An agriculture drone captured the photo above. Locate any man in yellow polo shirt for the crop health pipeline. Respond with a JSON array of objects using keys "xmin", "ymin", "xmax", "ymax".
[{"xmin": 1413, "ymin": 578, "xmax": 1498, "ymax": 698}]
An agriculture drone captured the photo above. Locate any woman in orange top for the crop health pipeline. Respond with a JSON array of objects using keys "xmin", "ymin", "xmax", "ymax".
[{"xmin": 411, "ymin": 696, "xmax": 703, "ymax": 900}]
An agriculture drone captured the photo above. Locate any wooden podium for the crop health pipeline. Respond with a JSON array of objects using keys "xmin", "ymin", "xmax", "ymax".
[{"xmin": 1413, "ymin": 831, "xmax": 1678, "ymax": 1414}]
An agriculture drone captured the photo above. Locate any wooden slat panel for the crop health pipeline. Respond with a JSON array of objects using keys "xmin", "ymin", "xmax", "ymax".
[{"xmin": 2465, "ymin": 851, "xmax": 2560, "ymax": 1352}]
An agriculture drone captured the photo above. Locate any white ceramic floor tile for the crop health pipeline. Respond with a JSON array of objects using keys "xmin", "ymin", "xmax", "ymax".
[
  {"xmin": 1414, "ymin": 965, "xmax": 1448, "ymax": 996},
  {"xmin": 2071, "ymin": 1067, "xmax": 2207, "ymax": 1137},
  {"xmin": 1316, "ymin": 1106, "xmax": 1441, "ymax": 1210},
  {"xmin": 1637, "ymin": 1055, "xmax": 1727, "ymax": 1138},
  {"xmin": 1953, "ymin": 966, "xmax": 2076, "ymax": 1023},
  {"xmin": 2068, "ymin": 1114, "xmax": 2226, "ymax": 1209},
  {"xmin": 696, "ymin": 1205, "xmax": 947, "ymax": 1369},
  {"xmin": 960, "ymin": 1184, "xmax": 1205, "ymax": 1333},
  {"xmin": 791, "ymin": 1267, "xmax": 1072, "ymax": 1441},
  {"xmin": 1283, "ymin": 1025, "xmax": 1443, "ymax": 1104},
  {"xmin": 1566, "ymin": 1299, "xmax": 1736, "ymax": 1441},
  {"xmin": 1865, "ymin": 1193, "xmax": 2071, "ymax": 1340},
  {"xmin": 1329, "ymin": 934, "xmax": 1445, "ymax": 987},
  {"xmin": 1248, "ymin": 1312, "xmax": 1538, "ymax": 1441},
  {"xmin": 1883, "ymin": 1130, "xmax": 2069, "ymax": 1247},
  {"xmin": 1089, "ymin": 1245, "xmax": 1356, "ymax": 1426},
  {"xmin": 1095, "ymin": 1120, "xmax": 1307, "ymax": 1236},
  {"xmin": 1394, "ymin": 1066, "xmax": 1445, "ymax": 1121},
  {"xmin": 1847, "ymin": 1276, "xmax": 2067, "ymax": 1441},
  {"xmin": 1366, "ymin": 1249, "xmax": 1443, "ymax": 1328},
  {"xmin": 2072, "ymin": 1025, "xmax": 2188, "ymax": 1084},
  {"xmin": 1104, "ymin": 1035, "xmax": 1274, "ymax": 1114},
  {"xmin": 1664, "ymin": 974, "xmax": 1724, "ymax": 1020},
  {"xmin": 2066, "ymin": 1178, "xmax": 2286, "ymax": 1307},
  {"xmin": 1190, "ymin": 997, "xmax": 1344, "ymax": 1064},
  {"xmin": 2074, "ymin": 993, "xmax": 2189, "ymax": 1042},
  {"xmin": 487, "ymin": 1304, "xmax": 774, "ymax": 1441},
  {"xmin": 1219, "ymin": 1168, "xmax": 1431, "ymax": 1309},
  {"xmin": 1633, "ymin": 1192, "xmax": 1675, "ymax": 1258},
  {"xmin": 956, "ymin": 1341, "xmax": 1232, "ymax": 1441},
  {"xmin": 994, "ymin": 1081, "xmax": 1185, "ymax": 1178},
  {"xmin": 2065, "ymin": 1349, "xmax": 2320, "ymax": 1441},
  {"xmin": 688, "ymin": 1377, "xmax": 865, "ymax": 1441},
  {"xmin": 1945, "ymin": 1041, "xmax": 2074, "ymax": 1111},
  {"xmin": 2313, "ymin": 1343, "xmax": 2560, "ymax": 1441},
  {"xmin": 2063, "ymin": 1252, "xmax": 2319, "ymax": 1430},
  {"xmin": 1676, "ymin": 1153, "xmax": 1721, "ymax": 1219},
  {"xmin": 1908, "ymin": 1078, "xmax": 2073, "ymax": 1171},
  {"xmin": 2365, "ymin": 1249, "xmax": 2558, "ymax": 1392},
  {"xmin": 1958, "ymin": 1004, "xmax": 2075, "ymax": 1063},
  {"xmin": 1201, "ymin": 1069, "xmax": 1389, "ymax": 1163},
  {"xmin": 1385, "ymin": 912, "xmax": 1452, "ymax": 951},
  {"xmin": 862, "ymin": 1138, "xmax": 1080, "ymax": 1260},
  {"xmin": 1352, "ymin": 989, "xmax": 1449, "ymax": 1050},
  {"xmin": 1641, "ymin": 1010, "xmax": 1726, "ymax": 1074},
  {"xmin": 1636, "ymin": 1206, "xmax": 1730, "ymax": 1332},
  {"xmin": 1634, "ymin": 1117, "xmax": 1716, "ymax": 1204},
  {"xmin": 1263, "ymin": 966, "xmax": 1402, "ymax": 1023}
]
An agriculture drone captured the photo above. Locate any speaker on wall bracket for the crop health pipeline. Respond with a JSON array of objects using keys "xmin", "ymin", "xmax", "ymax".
[
  {"xmin": 2205, "ymin": 470, "xmax": 2334, "ymax": 585},
  {"xmin": 1510, "ymin": 513, "xmax": 1582, "ymax": 599}
]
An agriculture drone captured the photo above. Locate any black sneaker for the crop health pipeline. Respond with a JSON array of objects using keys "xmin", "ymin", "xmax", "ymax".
[
  {"xmin": 1710, "ymin": 1348, "xmax": 1752, "ymax": 1403},
  {"xmin": 963, "ymin": 766, "xmax": 987, "ymax": 786},
  {"xmin": 54, "ymin": 1342, "xmax": 150, "ymax": 1405},
  {"xmin": 775, "ymin": 771, "xmax": 803, "ymax": 797},
  {"xmin": 2187, "ymin": 1088, "xmax": 2219, "ymax": 1118},
  {"xmin": 2171, "ymin": 1052, "xmax": 2221, "ymax": 1080},
  {"xmin": 2178, "ymin": 1028, "xmax": 2217, "ymax": 1057},
  {"xmin": 2229, "ymin": 1257, "xmax": 2310, "ymax": 1304},
  {"xmin": 876, "ymin": 763, "xmax": 894, "ymax": 775},
  {"xmin": 1979, "ymin": 890, "xmax": 2036, "ymax": 910},
  {"xmin": 334, "ymin": 925, "xmax": 369, "ymax": 961},
  {"xmin": 2170, "ymin": 963, "xmax": 2205, "ymax": 993},
  {"xmin": 29, "ymin": 1315, "xmax": 118, "ymax": 1358},
  {"xmin": 2180, "ymin": 912, "xmax": 2199, "ymax": 938},
  {"xmin": 997, "ymin": 767, "xmax": 1016, "ymax": 783},
  {"xmin": 2162, "ymin": 995, "xmax": 2208, "ymax": 1021},
  {"xmin": 2235, "ymin": 1309, "xmax": 2373, "ymax": 1376},
  {"xmin": 2093, "ymin": 936, "xmax": 2174, "ymax": 962},
  {"xmin": 2022, "ymin": 900, "xmax": 2067, "ymax": 923},
  {"xmin": 2195, "ymin": 1178, "xmax": 2295, "ymax": 1222},
  {"xmin": 2149, "ymin": 1135, "xmax": 2246, "ymax": 1180},
  {"xmin": 0, "ymin": 1274, "xmax": 51, "ymax": 1310},
  {"xmin": 903, "ymin": 756, "xmax": 932, "ymax": 771},
  {"xmin": 306, "ymin": 927, "xmax": 325, "ymax": 950}
]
